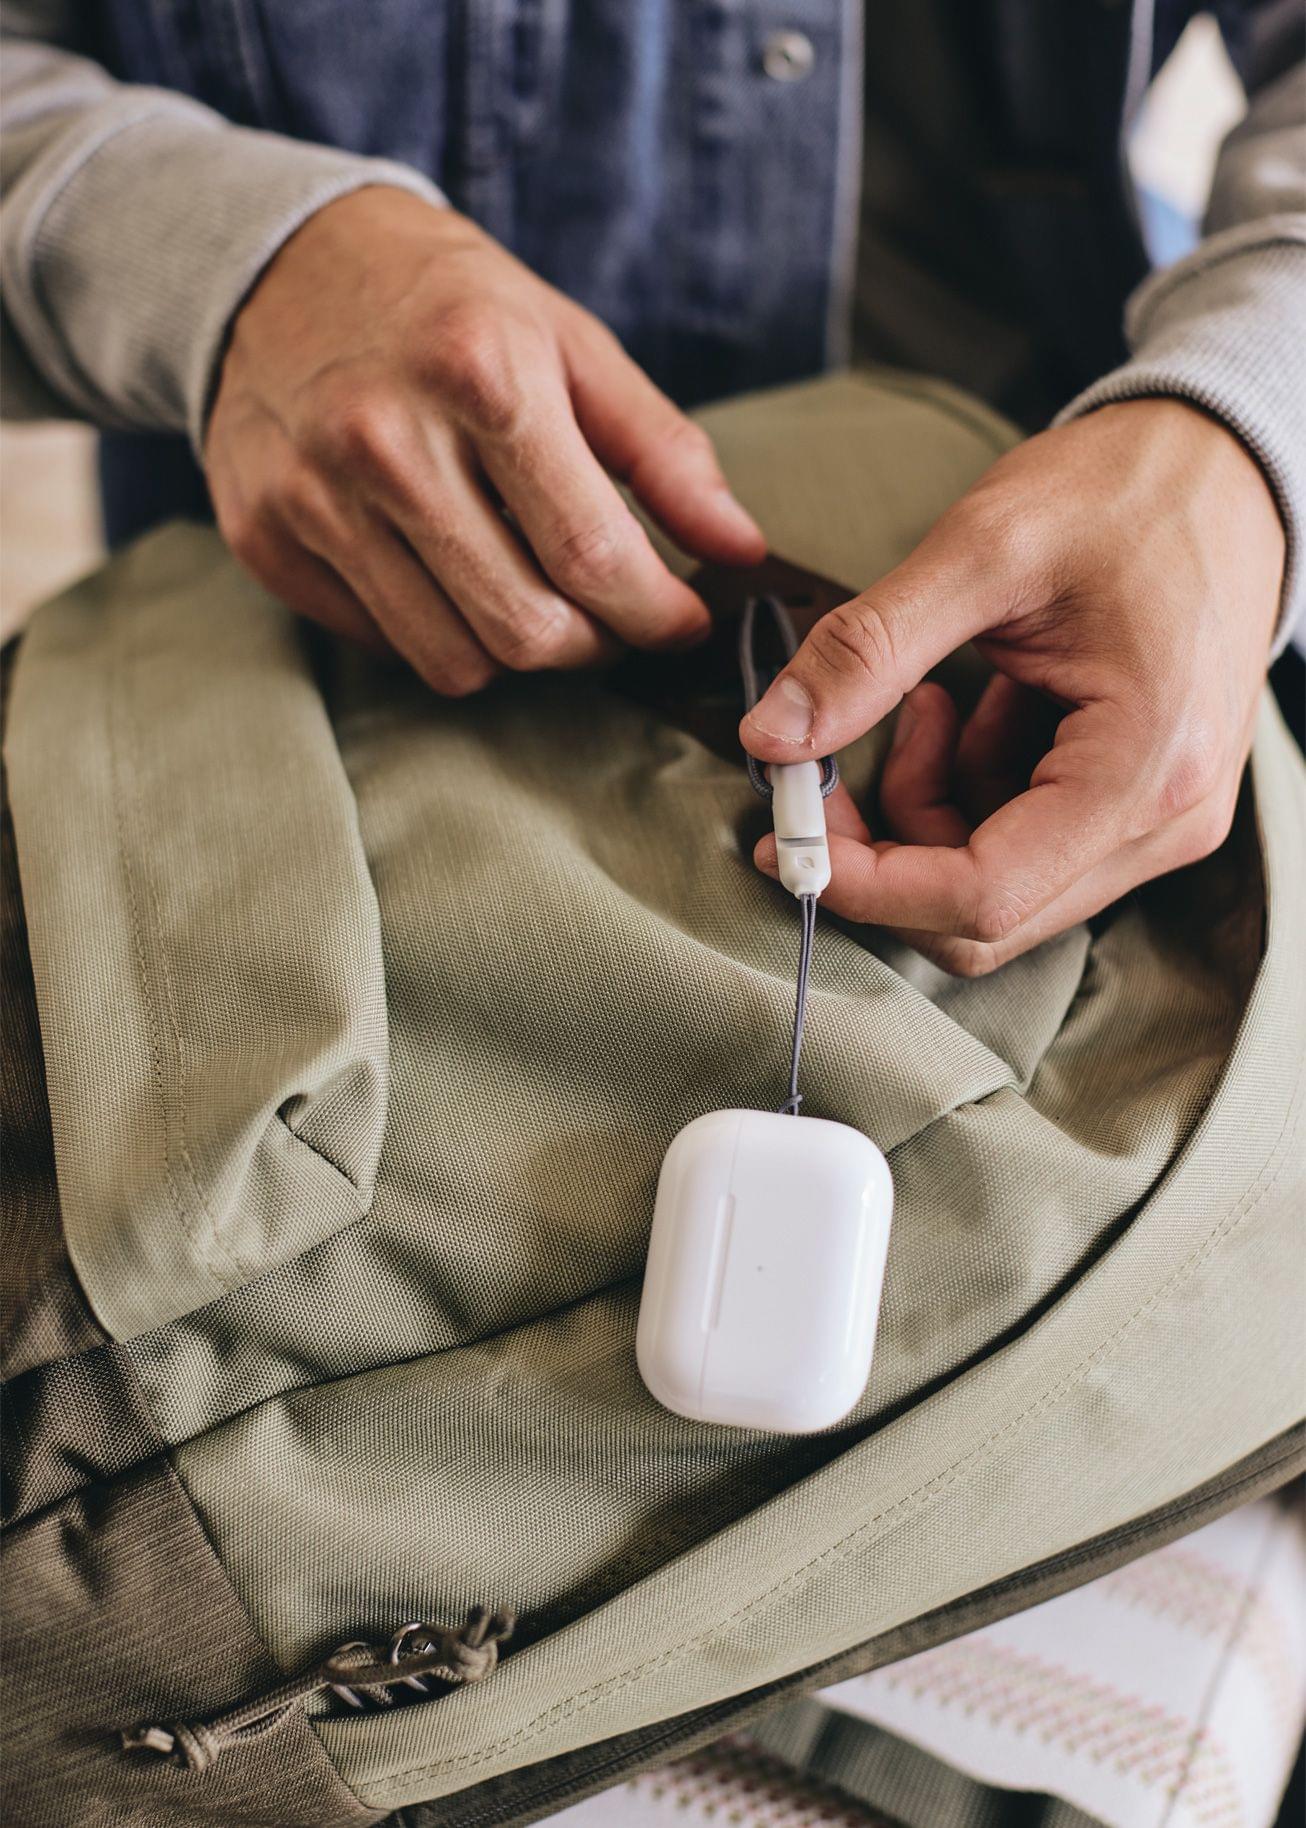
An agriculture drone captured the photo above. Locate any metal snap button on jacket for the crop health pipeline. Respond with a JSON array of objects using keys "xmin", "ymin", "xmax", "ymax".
[{"xmin": 761, "ymin": 29, "xmax": 815, "ymax": 81}]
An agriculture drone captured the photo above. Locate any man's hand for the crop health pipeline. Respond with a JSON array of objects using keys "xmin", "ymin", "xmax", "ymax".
[
  {"xmin": 742, "ymin": 400, "xmax": 1284, "ymax": 974},
  {"xmin": 205, "ymin": 189, "xmax": 764, "ymax": 694}
]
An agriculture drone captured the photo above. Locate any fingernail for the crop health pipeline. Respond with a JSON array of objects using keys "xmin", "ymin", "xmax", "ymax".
[
  {"xmin": 892, "ymin": 699, "xmax": 915, "ymax": 749},
  {"xmin": 746, "ymin": 673, "xmax": 813, "ymax": 744}
]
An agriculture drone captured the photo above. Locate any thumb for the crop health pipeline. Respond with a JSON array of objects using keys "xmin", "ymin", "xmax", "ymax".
[{"xmin": 740, "ymin": 543, "xmax": 1004, "ymax": 761}]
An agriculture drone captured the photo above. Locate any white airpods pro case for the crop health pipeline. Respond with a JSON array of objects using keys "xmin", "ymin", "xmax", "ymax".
[{"xmin": 636, "ymin": 1108, "xmax": 893, "ymax": 1433}]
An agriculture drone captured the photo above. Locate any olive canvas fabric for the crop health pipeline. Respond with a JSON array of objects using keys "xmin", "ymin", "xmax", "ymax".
[{"xmin": 3, "ymin": 372, "xmax": 1303, "ymax": 1823}]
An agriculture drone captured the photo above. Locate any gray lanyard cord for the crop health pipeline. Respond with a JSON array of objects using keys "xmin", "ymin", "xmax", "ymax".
[
  {"xmin": 780, "ymin": 888, "xmax": 818, "ymax": 1115},
  {"xmin": 739, "ymin": 597, "xmax": 838, "ymax": 1117}
]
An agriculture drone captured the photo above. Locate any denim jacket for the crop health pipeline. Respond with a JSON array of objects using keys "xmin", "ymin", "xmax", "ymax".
[
  {"xmin": 4, "ymin": 0, "xmax": 1303, "ymax": 594},
  {"xmin": 83, "ymin": 0, "xmax": 1292, "ymax": 410}
]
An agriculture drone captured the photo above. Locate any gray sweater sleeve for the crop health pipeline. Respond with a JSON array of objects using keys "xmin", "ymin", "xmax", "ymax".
[
  {"xmin": 0, "ymin": 20, "xmax": 446, "ymax": 450},
  {"xmin": 1057, "ymin": 60, "xmax": 1306, "ymax": 653},
  {"xmin": 3, "ymin": 8, "xmax": 1303, "ymax": 650}
]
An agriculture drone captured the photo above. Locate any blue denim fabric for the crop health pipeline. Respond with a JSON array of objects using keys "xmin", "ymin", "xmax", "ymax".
[
  {"xmin": 95, "ymin": 0, "xmax": 858, "ymax": 405},
  {"xmin": 86, "ymin": 0, "xmax": 1299, "ymax": 547}
]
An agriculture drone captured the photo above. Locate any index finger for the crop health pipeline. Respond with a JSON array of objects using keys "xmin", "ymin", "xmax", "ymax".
[{"xmin": 475, "ymin": 382, "xmax": 713, "ymax": 651}]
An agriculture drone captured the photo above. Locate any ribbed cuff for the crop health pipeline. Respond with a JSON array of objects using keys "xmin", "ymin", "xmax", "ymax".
[
  {"xmin": 1055, "ymin": 232, "xmax": 1306, "ymax": 658},
  {"xmin": 4, "ymin": 99, "xmax": 445, "ymax": 451}
]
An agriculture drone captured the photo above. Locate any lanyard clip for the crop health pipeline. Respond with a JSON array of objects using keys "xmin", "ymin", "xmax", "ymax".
[
  {"xmin": 739, "ymin": 596, "xmax": 837, "ymax": 898},
  {"xmin": 770, "ymin": 760, "xmax": 831, "ymax": 896}
]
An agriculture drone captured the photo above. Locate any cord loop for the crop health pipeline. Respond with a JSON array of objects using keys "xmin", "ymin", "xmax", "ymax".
[{"xmin": 739, "ymin": 595, "xmax": 838, "ymax": 802}]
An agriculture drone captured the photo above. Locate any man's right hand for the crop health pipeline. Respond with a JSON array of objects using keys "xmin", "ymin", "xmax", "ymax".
[{"xmin": 205, "ymin": 188, "xmax": 765, "ymax": 694}]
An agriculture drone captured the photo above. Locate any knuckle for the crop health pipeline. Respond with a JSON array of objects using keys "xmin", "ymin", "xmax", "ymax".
[
  {"xmin": 278, "ymin": 471, "xmax": 334, "ymax": 541},
  {"xmin": 546, "ymin": 519, "xmax": 626, "ymax": 600},
  {"xmin": 658, "ymin": 416, "xmax": 716, "ymax": 467},
  {"xmin": 811, "ymin": 599, "xmax": 899, "ymax": 687},
  {"xmin": 567, "ymin": 308, "xmax": 629, "ymax": 366},
  {"xmin": 1156, "ymin": 733, "xmax": 1222, "ymax": 822},
  {"xmin": 948, "ymin": 497, "xmax": 1053, "ymax": 609},
  {"xmin": 964, "ymin": 889, "xmax": 1025, "ymax": 946},
  {"xmin": 492, "ymin": 601, "xmax": 570, "ymax": 669},
  {"xmin": 315, "ymin": 392, "xmax": 411, "ymax": 488},
  {"xmin": 431, "ymin": 305, "xmax": 522, "ymax": 434}
]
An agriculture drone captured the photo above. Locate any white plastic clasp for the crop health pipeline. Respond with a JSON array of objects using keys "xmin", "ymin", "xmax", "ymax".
[{"xmin": 770, "ymin": 760, "xmax": 830, "ymax": 897}]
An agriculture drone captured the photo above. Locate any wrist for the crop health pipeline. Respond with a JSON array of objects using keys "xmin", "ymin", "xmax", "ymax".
[
  {"xmin": 206, "ymin": 177, "xmax": 449, "ymax": 448},
  {"xmin": 1099, "ymin": 397, "xmax": 1282, "ymax": 524},
  {"xmin": 1089, "ymin": 398, "xmax": 1284, "ymax": 654}
]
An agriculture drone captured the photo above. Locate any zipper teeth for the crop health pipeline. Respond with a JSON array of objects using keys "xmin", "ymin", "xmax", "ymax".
[{"xmin": 439, "ymin": 1435, "xmax": 1304, "ymax": 1828}]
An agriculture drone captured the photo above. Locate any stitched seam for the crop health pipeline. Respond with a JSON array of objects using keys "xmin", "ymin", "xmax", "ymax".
[
  {"xmin": 108, "ymin": 611, "xmax": 242, "ymax": 1289},
  {"xmin": 121, "ymin": 609, "xmax": 242, "ymax": 1280},
  {"xmin": 105, "ymin": 605, "xmax": 219, "ymax": 1285},
  {"xmin": 225, "ymin": 0, "xmax": 277, "ymax": 125},
  {"xmin": 274, "ymin": 1113, "xmax": 367, "ymax": 1203},
  {"xmin": 346, "ymin": 1437, "xmax": 1305, "ymax": 1823},
  {"xmin": 371, "ymin": 1047, "xmax": 1302, "ymax": 1788}
]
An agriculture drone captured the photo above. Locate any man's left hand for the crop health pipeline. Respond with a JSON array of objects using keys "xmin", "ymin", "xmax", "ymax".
[{"xmin": 741, "ymin": 399, "xmax": 1285, "ymax": 975}]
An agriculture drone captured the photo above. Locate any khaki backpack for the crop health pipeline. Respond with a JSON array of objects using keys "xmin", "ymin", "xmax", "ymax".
[{"xmin": 4, "ymin": 372, "xmax": 1302, "ymax": 1828}]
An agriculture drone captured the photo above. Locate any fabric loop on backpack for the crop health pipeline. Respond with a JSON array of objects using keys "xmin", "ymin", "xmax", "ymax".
[{"xmin": 119, "ymin": 1605, "xmax": 515, "ymax": 1774}]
